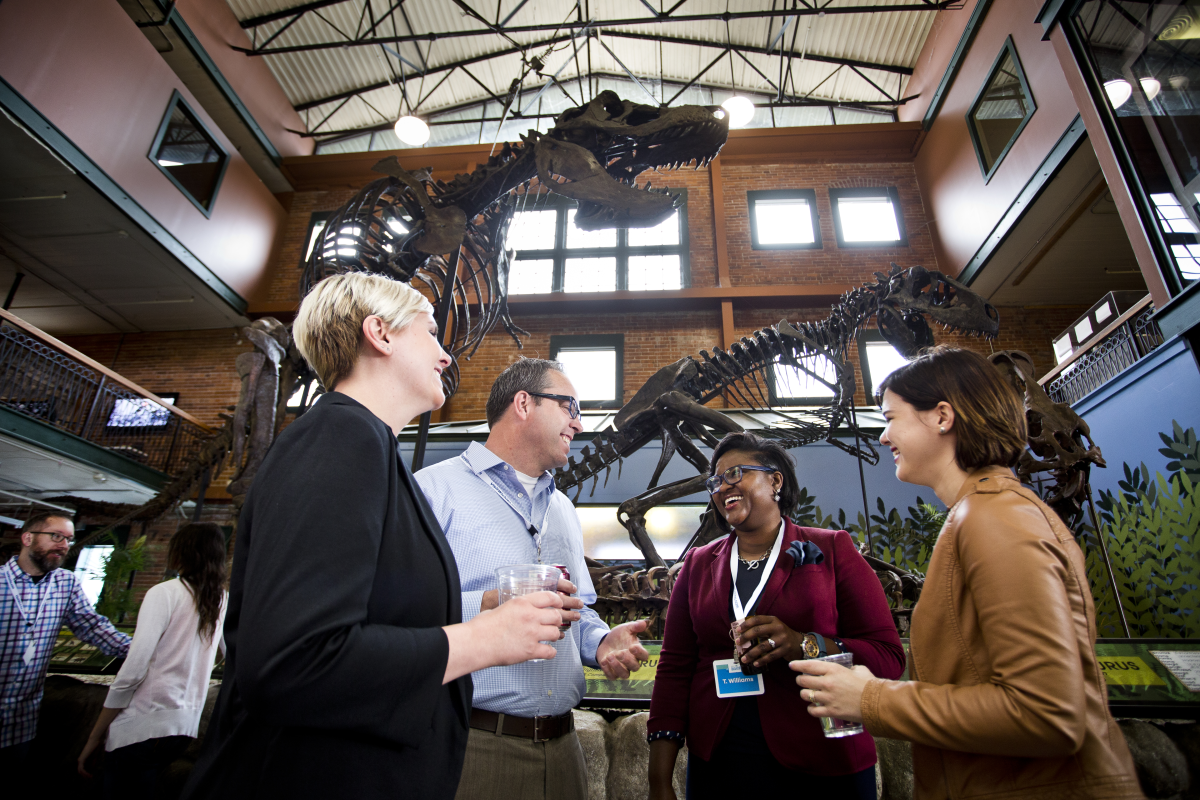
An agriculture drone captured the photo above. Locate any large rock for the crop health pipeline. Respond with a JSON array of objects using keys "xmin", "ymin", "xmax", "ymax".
[
  {"xmin": 1120, "ymin": 719, "xmax": 1189, "ymax": 798},
  {"xmin": 575, "ymin": 710, "xmax": 611, "ymax": 800},
  {"xmin": 1159, "ymin": 723, "xmax": 1200, "ymax": 800},
  {"xmin": 607, "ymin": 712, "xmax": 686, "ymax": 800},
  {"xmin": 875, "ymin": 737, "xmax": 914, "ymax": 800}
]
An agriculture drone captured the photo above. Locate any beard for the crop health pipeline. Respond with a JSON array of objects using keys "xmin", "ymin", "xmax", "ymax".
[{"xmin": 29, "ymin": 548, "xmax": 65, "ymax": 574}]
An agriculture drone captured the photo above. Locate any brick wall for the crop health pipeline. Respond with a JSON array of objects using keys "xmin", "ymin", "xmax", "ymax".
[{"xmin": 723, "ymin": 162, "xmax": 939, "ymax": 286}]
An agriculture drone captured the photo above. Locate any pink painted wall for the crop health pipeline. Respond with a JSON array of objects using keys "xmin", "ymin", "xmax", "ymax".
[
  {"xmin": 0, "ymin": 0, "xmax": 285, "ymax": 305},
  {"xmin": 176, "ymin": 0, "xmax": 313, "ymax": 159},
  {"xmin": 911, "ymin": 0, "xmax": 1082, "ymax": 275}
]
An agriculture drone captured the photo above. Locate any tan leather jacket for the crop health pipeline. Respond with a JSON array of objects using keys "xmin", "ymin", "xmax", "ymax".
[{"xmin": 860, "ymin": 466, "xmax": 1143, "ymax": 800}]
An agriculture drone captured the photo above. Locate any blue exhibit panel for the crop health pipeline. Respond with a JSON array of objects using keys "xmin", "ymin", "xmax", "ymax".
[{"xmin": 1072, "ymin": 336, "xmax": 1200, "ymax": 499}]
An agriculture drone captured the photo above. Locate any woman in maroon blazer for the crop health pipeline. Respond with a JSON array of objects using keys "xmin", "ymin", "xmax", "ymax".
[{"xmin": 648, "ymin": 432, "xmax": 905, "ymax": 799}]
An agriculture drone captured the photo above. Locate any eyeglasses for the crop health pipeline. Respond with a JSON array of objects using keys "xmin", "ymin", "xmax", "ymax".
[
  {"xmin": 528, "ymin": 392, "xmax": 581, "ymax": 420},
  {"xmin": 705, "ymin": 465, "xmax": 777, "ymax": 495},
  {"xmin": 32, "ymin": 532, "xmax": 74, "ymax": 544}
]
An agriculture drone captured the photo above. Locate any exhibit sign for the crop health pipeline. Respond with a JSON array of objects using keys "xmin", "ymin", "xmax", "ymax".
[{"xmin": 581, "ymin": 639, "xmax": 1200, "ymax": 716}]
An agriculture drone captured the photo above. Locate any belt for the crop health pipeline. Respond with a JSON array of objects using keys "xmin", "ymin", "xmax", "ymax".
[{"xmin": 469, "ymin": 708, "xmax": 575, "ymax": 742}]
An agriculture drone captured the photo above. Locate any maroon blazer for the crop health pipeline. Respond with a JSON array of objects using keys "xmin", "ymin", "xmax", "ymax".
[{"xmin": 648, "ymin": 520, "xmax": 905, "ymax": 775}]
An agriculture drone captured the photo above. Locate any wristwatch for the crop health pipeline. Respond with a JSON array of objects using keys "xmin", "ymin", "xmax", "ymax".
[{"xmin": 800, "ymin": 632, "xmax": 827, "ymax": 660}]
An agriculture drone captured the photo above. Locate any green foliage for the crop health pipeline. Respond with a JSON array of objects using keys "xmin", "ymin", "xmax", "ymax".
[
  {"xmin": 1082, "ymin": 420, "xmax": 1200, "ymax": 638},
  {"xmin": 790, "ymin": 492, "xmax": 945, "ymax": 576},
  {"xmin": 1160, "ymin": 419, "xmax": 1200, "ymax": 484},
  {"xmin": 95, "ymin": 533, "xmax": 147, "ymax": 623}
]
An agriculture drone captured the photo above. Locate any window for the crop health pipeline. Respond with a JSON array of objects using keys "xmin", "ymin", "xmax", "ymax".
[
  {"xmin": 549, "ymin": 334, "xmax": 623, "ymax": 409},
  {"xmin": 505, "ymin": 192, "xmax": 689, "ymax": 293},
  {"xmin": 748, "ymin": 190, "xmax": 822, "ymax": 249},
  {"xmin": 149, "ymin": 91, "xmax": 230, "ymax": 217},
  {"xmin": 74, "ymin": 544, "xmax": 113, "ymax": 606},
  {"xmin": 299, "ymin": 212, "xmax": 332, "ymax": 268},
  {"xmin": 1151, "ymin": 193, "xmax": 1200, "ymax": 280},
  {"xmin": 577, "ymin": 504, "xmax": 705, "ymax": 560},
  {"xmin": 967, "ymin": 38, "xmax": 1036, "ymax": 182},
  {"xmin": 106, "ymin": 394, "xmax": 178, "ymax": 428},
  {"xmin": 829, "ymin": 188, "xmax": 907, "ymax": 247},
  {"xmin": 858, "ymin": 332, "xmax": 909, "ymax": 400},
  {"xmin": 768, "ymin": 355, "xmax": 839, "ymax": 406}
]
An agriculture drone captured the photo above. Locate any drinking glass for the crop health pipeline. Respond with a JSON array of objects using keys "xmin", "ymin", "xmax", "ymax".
[
  {"xmin": 813, "ymin": 652, "xmax": 865, "ymax": 738},
  {"xmin": 495, "ymin": 564, "xmax": 562, "ymax": 663}
]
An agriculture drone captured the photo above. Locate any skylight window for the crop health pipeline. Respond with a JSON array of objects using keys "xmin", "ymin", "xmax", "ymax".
[
  {"xmin": 1151, "ymin": 193, "xmax": 1200, "ymax": 279},
  {"xmin": 830, "ymin": 188, "xmax": 907, "ymax": 247},
  {"xmin": 748, "ymin": 190, "xmax": 821, "ymax": 249}
]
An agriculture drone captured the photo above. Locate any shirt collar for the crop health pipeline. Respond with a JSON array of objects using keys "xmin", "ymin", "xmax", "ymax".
[
  {"xmin": 3, "ymin": 556, "xmax": 32, "ymax": 584},
  {"xmin": 463, "ymin": 442, "xmax": 551, "ymax": 481}
]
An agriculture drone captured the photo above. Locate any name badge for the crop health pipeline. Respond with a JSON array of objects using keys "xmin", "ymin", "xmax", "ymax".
[{"xmin": 713, "ymin": 659, "xmax": 764, "ymax": 698}]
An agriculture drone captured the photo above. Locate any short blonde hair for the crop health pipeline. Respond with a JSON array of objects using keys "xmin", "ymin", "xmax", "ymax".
[{"xmin": 293, "ymin": 272, "xmax": 434, "ymax": 390}]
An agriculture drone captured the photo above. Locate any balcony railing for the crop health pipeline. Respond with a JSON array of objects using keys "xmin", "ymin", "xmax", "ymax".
[
  {"xmin": 0, "ymin": 309, "xmax": 214, "ymax": 479},
  {"xmin": 1041, "ymin": 295, "xmax": 1164, "ymax": 406}
]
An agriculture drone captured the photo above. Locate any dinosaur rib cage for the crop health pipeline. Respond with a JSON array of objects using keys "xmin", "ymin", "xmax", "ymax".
[{"xmin": 301, "ymin": 175, "xmax": 528, "ymax": 397}]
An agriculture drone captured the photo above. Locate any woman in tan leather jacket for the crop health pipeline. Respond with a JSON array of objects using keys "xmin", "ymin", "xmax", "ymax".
[{"xmin": 792, "ymin": 347, "xmax": 1143, "ymax": 800}]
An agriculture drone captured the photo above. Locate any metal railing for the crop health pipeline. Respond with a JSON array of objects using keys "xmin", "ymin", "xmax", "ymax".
[
  {"xmin": 1043, "ymin": 299, "xmax": 1163, "ymax": 406},
  {"xmin": 0, "ymin": 313, "xmax": 213, "ymax": 479}
]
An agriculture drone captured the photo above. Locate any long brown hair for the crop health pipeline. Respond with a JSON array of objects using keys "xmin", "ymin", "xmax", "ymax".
[
  {"xmin": 167, "ymin": 523, "xmax": 227, "ymax": 642},
  {"xmin": 877, "ymin": 346, "xmax": 1027, "ymax": 471}
]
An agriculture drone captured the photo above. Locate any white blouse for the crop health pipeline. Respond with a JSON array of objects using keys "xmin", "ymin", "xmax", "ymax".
[{"xmin": 103, "ymin": 578, "xmax": 227, "ymax": 751}]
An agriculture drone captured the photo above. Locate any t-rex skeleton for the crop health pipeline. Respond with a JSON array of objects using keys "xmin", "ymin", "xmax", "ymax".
[
  {"xmin": 552, "ymin": 265, "xmax": 1001, "ymax": 567},
  {"xmin": 301, "ymin": 90, "xmax": 729, "ymax": 396}
]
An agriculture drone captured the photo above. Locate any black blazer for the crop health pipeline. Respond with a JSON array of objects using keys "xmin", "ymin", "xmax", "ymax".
[{"xmin": 182, "ymin": 393, "xmax": 471, "ymax": 800}]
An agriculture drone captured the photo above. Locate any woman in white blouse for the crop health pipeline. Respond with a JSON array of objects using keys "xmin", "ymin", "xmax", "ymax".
[{"xmin": 78, "ymin": 522, "xmax": 228, "ymax": 799}]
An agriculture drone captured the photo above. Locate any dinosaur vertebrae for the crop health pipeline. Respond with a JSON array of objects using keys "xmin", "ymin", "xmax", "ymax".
[{"xmin": 552, "ymin": 273, "xmax": 905, "ymax": 498}]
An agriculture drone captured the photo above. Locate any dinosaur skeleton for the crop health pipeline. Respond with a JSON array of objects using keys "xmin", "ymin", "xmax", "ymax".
[
  {"xmin": 301, "ymin": 91, "xmax": 729, "ymax": 396},
  {"xmin": 988, "ymin": 350, "xmax": 1106, "ymax": 528},
  {"xmin": 553, "ymin": 265, "xmax": 1001, "ymax": 567}
]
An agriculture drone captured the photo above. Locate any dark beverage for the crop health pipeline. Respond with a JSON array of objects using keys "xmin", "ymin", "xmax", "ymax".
[{"xmin": 552, "ymin": 565, "xmax": 572, "ymax": 632}]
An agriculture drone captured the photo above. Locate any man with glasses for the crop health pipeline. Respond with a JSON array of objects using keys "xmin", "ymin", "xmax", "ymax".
[
  {"xmin": 1, "ymin": 511, "xmax": 130, "ymax": 777},
  {"xmin": 417, "ymin": 358, "xmax": 648, "ymax": 800}
]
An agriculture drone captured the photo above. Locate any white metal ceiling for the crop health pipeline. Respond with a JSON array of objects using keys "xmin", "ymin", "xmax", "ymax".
[{"xmin": 224, "ymin": 0, "xmax": 945, "ymax": 148}]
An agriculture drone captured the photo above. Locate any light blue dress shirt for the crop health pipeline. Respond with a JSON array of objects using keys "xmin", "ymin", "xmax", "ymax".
[{"xmin": 416, "ymin": 442, "xmax": 610, "ymax": 717}]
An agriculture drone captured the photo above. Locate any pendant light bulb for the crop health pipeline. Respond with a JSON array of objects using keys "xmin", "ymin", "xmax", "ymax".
[
  {"xmin": 720, "ymin": 96, "xmax": 755, "ymax": 129},
  {"xmin": 1140, "ymin": 77, "xmax": 1162, "ymax": 101},
  {"xmin": 1103, "ymin": 79, "xmax": 1132, "ymax": 109},
  {"xmin": 394, "ymin": 115, "xmax": 430, "ymax": 146}
]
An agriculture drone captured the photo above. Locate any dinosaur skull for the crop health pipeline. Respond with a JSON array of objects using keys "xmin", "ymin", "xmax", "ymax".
[
  {"xmin": 877, "ymin": 265, "xmax": 999, "ymax": 357},
  {"xmin": 545, "ymin": 90, "xmax": 728, "ymax": 229}
]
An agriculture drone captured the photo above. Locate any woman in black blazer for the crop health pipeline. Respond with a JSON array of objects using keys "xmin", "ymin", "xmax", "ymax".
[{"xmin": 182, "ymin": 274, "xmax": 570, "ymax": 800}]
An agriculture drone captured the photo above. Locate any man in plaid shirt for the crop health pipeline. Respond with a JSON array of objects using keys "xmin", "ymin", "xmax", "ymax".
[{"xmin": 1, "ymin": 511, "xmax": 130, "ymax": 771}]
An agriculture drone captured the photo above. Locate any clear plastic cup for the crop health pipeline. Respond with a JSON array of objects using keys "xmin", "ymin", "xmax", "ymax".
[
  {"xmin": 495, "ymin": 564, "xmax": 562, "ymax": 663},
  {"xmin": 813, "ymin": 652, "xmax": 865, "ymax": 738}
]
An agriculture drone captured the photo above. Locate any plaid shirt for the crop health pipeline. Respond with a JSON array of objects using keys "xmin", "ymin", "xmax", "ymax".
[
  {"xmin": 1, "ymin": 557, "xmax": 130, "ymax": 747},
  {"xmin": 416, "ymin": 442, "xmax": 610, "ymax": 718}
]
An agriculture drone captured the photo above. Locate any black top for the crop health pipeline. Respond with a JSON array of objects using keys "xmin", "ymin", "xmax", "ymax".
[
  {"xmin": 181, "ymin": 393, "xmax": 471, "ymax": 800},
  {"xmin": 726, "ymin": 556, "xmax": 774, "ymax": 756}
]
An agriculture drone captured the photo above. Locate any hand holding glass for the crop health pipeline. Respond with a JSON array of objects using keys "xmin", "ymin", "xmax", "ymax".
[
  {"xmin": 496, "ymin": 565, "xmax": 562, "ymax": 662},
  {"xmin": 811, "ymin": 652, "xmax": 865, "ymax": 738}
]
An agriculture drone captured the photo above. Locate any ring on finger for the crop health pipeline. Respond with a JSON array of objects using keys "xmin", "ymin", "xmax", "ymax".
[{"xmin": 767, "ymin": 638, "xmax": 777, "ymax": 650}]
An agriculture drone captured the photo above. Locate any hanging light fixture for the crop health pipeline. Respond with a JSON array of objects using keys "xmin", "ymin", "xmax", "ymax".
[
  {"xmin": 394, "ymin": 115, "xmax": 430, "ymax": 146},
  {"xmin": 1103, "ymin": 79, "xmax": 1132, "ymax": 109},
  {"xmin": 1140, "ymin": 77, "xmax": 1162, "ymax": 101},
  {"xmin": 720, "ymin": 96, "xmax": 756, "ymax": 129}
]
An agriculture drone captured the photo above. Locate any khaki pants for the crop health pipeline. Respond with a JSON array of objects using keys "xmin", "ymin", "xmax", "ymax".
[{"xmin": 453, "ymin": 727, "xmax": 588, "ymax": 800}]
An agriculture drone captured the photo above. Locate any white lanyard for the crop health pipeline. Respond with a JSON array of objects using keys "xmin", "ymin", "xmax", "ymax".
[
  {"xmin": 5, "ymin": 567, "xmax": 54, "ymax": 666},
  {"xmin": 729, "ymin": 522, "xmax": 785, "ymax": 621},
  {"xmin": 462, "ymin": 455, "xmax": 553, "ymax": 561}
]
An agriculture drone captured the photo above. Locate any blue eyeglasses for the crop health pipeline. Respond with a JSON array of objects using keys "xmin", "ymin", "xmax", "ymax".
[
  {"xmin": 528, "ymin": 392, "xmax": 581, "ymax": 420},
  {"xmin": 705, "ymin": 465, "xmax": 777, "ymax": 495}
]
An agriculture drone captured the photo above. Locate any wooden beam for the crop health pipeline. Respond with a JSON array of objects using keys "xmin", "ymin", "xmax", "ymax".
[
  {"xmin": 710, "ymin": 156, "xmax": 731, "ymax": 289},
  {"xmin": 721, "ymin": 301, "xmax": 735, "ymax": 350},
  {"xmin": 0, "ymin": 308, "xmax": 214, "ymax": 431}
]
